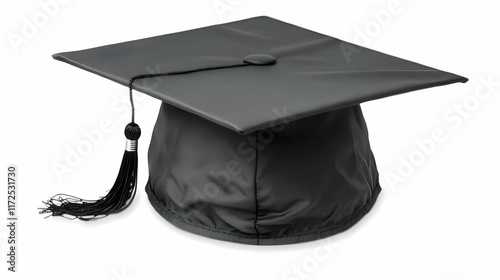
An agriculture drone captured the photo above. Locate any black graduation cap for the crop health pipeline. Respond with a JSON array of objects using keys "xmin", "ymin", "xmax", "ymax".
[{"xmin": 40, "ymin": 16, "xmax": 467, "ymax": 245}]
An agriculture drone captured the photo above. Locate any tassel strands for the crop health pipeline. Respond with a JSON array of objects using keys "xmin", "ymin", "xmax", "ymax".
[{"xmin": 39, "ymin": 123, "xmax": 141, "ymax": 220}]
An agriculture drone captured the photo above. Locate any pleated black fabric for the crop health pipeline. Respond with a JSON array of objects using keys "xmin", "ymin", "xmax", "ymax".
[{"xmin": 146, "ymin": 103, "xmax": 381, "ymax": 245}]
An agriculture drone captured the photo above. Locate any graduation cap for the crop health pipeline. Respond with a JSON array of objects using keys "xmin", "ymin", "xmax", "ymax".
[{"xmin": 40, "ymin": 16, "xmax": 467, "ymax": 245}]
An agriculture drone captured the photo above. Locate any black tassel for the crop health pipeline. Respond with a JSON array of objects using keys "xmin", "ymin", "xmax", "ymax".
[
  {"xmin": 40, "ymin": 62, "xmax": 255, "ymax": 220},
  {"xmin": 39, "ymin": 123, "xmax": 141, "ymax": 220}
]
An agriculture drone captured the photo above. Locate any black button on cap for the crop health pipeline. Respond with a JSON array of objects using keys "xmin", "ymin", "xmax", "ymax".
[{"xmin": 243, "ymin": 54, "xmax": 276, "ymax": 65}]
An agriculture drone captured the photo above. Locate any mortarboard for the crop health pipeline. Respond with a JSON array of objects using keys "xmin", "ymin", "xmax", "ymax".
[{"xmin": 40, "ymin": 16, "xmax": 467, "ymax": 245}]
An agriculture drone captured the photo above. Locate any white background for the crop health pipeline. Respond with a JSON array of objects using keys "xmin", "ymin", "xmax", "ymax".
[{"xmin": 1, "ymin": 0, "xmax": 499, "ymax": 279}]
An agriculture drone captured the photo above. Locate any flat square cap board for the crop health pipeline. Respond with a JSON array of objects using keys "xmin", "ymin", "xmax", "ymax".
[
  {"xmin": 52, "ymin": 16, "xmax": 467, "ymax": 134},
  {"xmin": 42, "ymin": 16, "xmax": 467, "ymax": 245}
]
